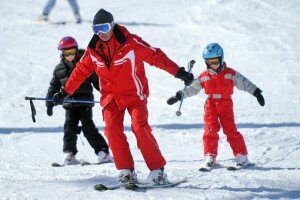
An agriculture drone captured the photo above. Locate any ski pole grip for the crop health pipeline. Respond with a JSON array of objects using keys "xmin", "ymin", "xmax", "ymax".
[
  {"xmin": 176, "ymin": 59, "xmax": 196, "ymax": 117},
  {"xmin": 188, "ymin": 60, "xmax": 195, "ymax": 72}
]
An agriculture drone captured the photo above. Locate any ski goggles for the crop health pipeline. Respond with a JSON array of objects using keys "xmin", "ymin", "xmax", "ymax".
[
  {"xmin": 205, "ymin": 58, "xmax": 220, "ymax": 66},
  {"xmin": 92, "ymin": 22, "xmax": 115, "ymax": 34},
  {"xmin": 62, "ymin": 48, "xmax": 77, "ymax": 57}
]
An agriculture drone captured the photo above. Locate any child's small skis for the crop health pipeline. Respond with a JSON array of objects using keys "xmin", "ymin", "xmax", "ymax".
[
  {"xmin": 51, "ymin": 159, "xmax": 113, "ymax": 167},
  {"xmin": 198, "ymin": 163, "xmax": 255, "ymax": 172}
]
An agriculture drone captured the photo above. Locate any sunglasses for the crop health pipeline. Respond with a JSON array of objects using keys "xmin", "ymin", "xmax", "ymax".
[
  {"xmin": 205, "ymin": 58, "xmax": 220, "ymax": 66},
  {"xmin": 92, "ymin": 22, "xmax": 115, "ymax": 34},
  {"xmin": 62, "ymin": 48, "xmax": 77, "ymax": 57}
]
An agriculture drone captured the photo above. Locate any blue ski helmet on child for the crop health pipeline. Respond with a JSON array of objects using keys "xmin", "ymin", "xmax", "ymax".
[{"xmin": 202, "ymin": 43, "xmax": 224, "ymax": 65}]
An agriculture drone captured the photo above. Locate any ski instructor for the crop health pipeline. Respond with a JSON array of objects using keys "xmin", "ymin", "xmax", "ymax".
[{"xmin": 52, "ymin": 9, "xmax": 194, "ymax": 184}]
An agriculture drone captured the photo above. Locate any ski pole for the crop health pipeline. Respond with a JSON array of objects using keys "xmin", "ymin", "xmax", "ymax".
[
  {"xmin": 176, "ymin": 60, "xmax": 195, "ymax": 116},
  {"xmin": 25, "ymin": 96, "xmax": 100, "ymax": 104},
  {"xmin": 25, "ymin": 96, "xmax": 101, "ymax": 123}
]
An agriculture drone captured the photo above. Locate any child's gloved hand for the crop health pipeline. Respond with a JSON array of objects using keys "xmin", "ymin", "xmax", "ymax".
[
  {"xmin": 53, "ymin": 88, "xmax": 68, "ymax": 106},
  {"xmin": 47, "ymin": 106, "xmax": 53, "ymax": 116},
  {"xmin": 253, "ymin": 88, "xmax": 265, "ymax": 106},
  {"xmin": 167, "ymin": 91, "xmax": 183, "ymax": 105}
]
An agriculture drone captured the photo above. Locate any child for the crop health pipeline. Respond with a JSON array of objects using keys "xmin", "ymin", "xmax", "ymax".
[
  {"xmin": 46, "ymin": 36, "xmax": 113, "ymax": 165},
  {"xmin": 167, "ymin": 43, "xmax": 265, "ymax": 170}
]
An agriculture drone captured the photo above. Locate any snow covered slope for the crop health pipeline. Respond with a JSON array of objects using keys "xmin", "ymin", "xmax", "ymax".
[{"xmin": 0, "ymin": 0, "xmax": 299, "ymax": 199}]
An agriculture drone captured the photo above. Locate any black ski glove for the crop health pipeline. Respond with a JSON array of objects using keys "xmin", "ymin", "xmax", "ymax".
[
  {"xmin": 45, "ymin": 94, "xmax": 54, "ymax": 116},
  {"xmin": 253, "ymin": 88, "xmax": 265, "ymax": 106},
  {"xmin": 167, "ymin": 91, "xmax": 183, "ymax": 105},
  {"xmin": 47, "ymin": 107, "xmax": 53, "ymax": 116},
  {"xmin": 53, "ymin": 88, "xmax": 68, "ymax": 106},
  {"xmin": 175, "ymin": 67, "xmax": 194, "ymax": 86}
]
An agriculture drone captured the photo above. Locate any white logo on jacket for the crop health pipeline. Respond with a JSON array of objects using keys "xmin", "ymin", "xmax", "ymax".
[
  {"xmin": 90, "ymin": 54, "xmax": 104, "ymax": 68},
  {"xmin": 114, "ymin": 50, "xmax": 145, "ymax": 100}
]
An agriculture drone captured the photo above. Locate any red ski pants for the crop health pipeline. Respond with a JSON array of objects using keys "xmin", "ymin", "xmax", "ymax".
[
  {"xmin": 203, "ymin": 98, "xmax": 248, "ymax": 157},
  {"xmin": 102, "ymin": 99, "xmax": 166, "ymax": 170}
]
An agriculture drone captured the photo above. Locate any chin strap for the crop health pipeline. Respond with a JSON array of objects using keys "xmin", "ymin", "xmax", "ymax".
[{"xmin": 207, "ymin": 63, "xmax": 224, "ymax": 74}]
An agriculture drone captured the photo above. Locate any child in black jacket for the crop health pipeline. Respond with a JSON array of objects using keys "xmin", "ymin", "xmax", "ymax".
[{"xmin": 46, "ymin": 36, "xmax": 113, "ymax": 165}]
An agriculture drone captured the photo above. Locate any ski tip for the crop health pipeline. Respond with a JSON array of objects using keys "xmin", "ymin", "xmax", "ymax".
[
  {"xmin": 125, "ymin": 182, "xmax": 140, "ymax": 191},
  {"xmin": 199, "ymin": 167, "xmax": 211, "ymax": 172},
  {"xmin": 227, "ymin": 166, "xmax": 238, "ymax": 171},
  {"xmin": 94, "ymin": 184, "xmax": 108, "ymax": 191},
  {"xmin": 51, "ymin": 162, "xmax": 62, "ymax": 167}
]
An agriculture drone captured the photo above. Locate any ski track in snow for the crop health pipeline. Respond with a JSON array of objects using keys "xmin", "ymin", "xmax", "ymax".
[{"xmin": 1, "ymin": 0, "xmax": 300, "ymax": 199}]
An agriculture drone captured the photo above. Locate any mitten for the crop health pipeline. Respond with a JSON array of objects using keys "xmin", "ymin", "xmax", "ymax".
[
  {"xmin": 167, "ymin": 91, "xmax": 183, "ymax": 105},
  {"xmin": 253, "ymin": 88, "xmax": 265, "ymax": 106},
  {"xmin": 47, "ymin": 107, "xmax": 53, "ymax": 116},
  {"xmin": 53, "ymin": 88, "xmax": 68, "ymax": 106}
]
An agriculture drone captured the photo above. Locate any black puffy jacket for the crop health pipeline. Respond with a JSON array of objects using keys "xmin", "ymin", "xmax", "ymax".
[{"xmin": 46, "ymin": 49, "xmax": 99, "ymax": 108}]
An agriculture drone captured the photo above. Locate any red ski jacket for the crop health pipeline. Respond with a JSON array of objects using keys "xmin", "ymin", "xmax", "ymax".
[
  {"xmin": 64, "ymin": 25, "xmax": 180, "ymax": 109},
  {"xmin": 200, "ymin": 66, "xmax": 236, "ymax": 99},
  {"xmin": 182, "ymin": 63, "xmax": 258, "ymax": 99}
]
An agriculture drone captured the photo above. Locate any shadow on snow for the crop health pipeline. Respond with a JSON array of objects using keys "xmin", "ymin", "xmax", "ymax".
[
  {"xmin": 215, "ymin": 186, "xmax": 300, "ymax": 199},
  {"xmin": 1, "ymin": 122, "xmax": 300, "ymax": 134}
]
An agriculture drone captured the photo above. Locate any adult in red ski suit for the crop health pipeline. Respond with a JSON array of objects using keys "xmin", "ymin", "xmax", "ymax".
[
  {"xmin": 52, "ymin": 9, "xmax": 194, "ymax": 182},
  {"xmin": 167, "ymin": 43, "xmax": 265, "ymax": 168}
]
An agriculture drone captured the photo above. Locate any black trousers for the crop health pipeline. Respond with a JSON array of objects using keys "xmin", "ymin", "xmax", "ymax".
[{"xmin": 63, "ymin": 107, "xmax": 109, "ymax": 155}]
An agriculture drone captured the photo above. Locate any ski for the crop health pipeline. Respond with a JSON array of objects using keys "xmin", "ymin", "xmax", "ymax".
[
  {"xmin": 198, "ymin": 163, "xmax": 255, "ymax": 171},
  {"xmin": 198, "ymin": 163, "xmax": 220, "ymax": 172},
  {"xmin": 80, "ymin": 159, "xmax": 113, "ymax": 166},
  {"xmin": 94, "ymin": 182, "xmax": 125, "ymax": 191},
  {"xmin": 51, "ymin": 162, "xmax": 67, "ymax": 167},
  {"xmin": 37, "ymin": 20, "xmax": 66, "ymax": 25},
  {"xmin": 94, "ymin": 178, "xmax": 187, "ymax": 191},
  {"xmin": 199, "ymin": 166, "xmax": 212, "ymax": 172},
  {"xmin": 226, "ymin": 163, "xmax": 255, "ymax": 171},
  {"xmin": 37, "ymin": 19, "xmax": 91, "ymax": 25},
  {"xmin": 51, "ymin": 162, "xmax": 80, "ymax": 167},
  {"xmin": 125, "ymin": 178, "xmax": 187, "ymax": 191},
  {"xmin": 51, "ymin": 159, "xmax": 113, "ymax": 167}
]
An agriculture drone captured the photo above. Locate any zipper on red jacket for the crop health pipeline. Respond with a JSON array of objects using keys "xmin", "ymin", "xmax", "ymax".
[{"xmin": 94, "ymin": 41, "xmax": 125, "ymax": 70}]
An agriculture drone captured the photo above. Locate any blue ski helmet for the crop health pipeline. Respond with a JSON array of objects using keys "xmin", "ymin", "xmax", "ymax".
[{"xmin": 202, "ymin": 43, "xmax": 224, "ymax": 65}]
